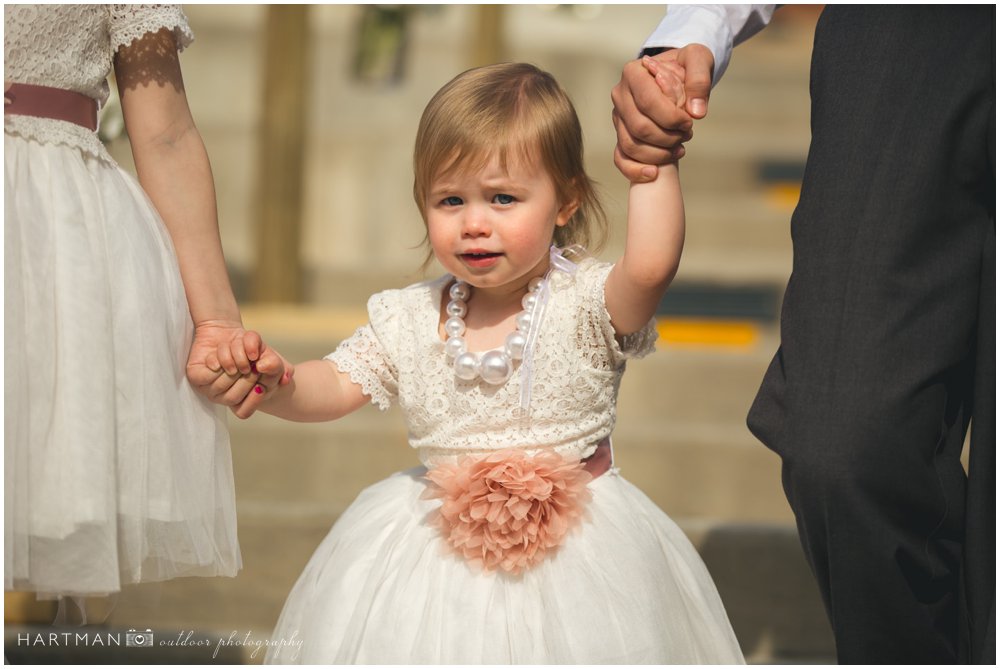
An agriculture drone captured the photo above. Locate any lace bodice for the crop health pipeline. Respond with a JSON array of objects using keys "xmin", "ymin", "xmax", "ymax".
[
  {"xmin": 4, "ymin": 4, "xmax": 193, "ymax": 159},
  {"xmin": 328, "ymin": 258, "xmax": 658, "ymax": 468}
]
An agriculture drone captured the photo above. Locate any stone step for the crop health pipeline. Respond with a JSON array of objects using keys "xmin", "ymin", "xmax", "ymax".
[
  {"xmin": 618, "ymin": 342, "xmax": 777, "ymax": 421},
  {"xmin": 689, "ymin": 522, "xmax": 836, "ymax": 663}
]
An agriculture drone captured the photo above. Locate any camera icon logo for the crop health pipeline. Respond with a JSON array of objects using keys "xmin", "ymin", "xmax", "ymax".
[{"xmin": 126, "ymin": 629, "xmax": 154, "ymax": 648}]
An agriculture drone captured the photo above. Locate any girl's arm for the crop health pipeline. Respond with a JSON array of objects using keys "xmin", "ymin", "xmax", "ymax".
[
  {"xmin": 236, "ymin": 360, "xmax": 371, "ymax": 422},
  {"xmin": 604, "ymin": 57, "xmax": 686, "ymax": 335},
  {"xmin": 113, "ymin": 28, "xmax": 286, "ymax": 394},
  {"xmin": 605, "ymin": 164, "xmax": 684, "ymax": 335}
]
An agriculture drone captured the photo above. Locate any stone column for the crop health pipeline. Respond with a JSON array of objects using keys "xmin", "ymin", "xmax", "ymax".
[
  {"xmin": 252, "ymin": 5, "xmax": 310, "ymax": 302},
  {"xmin": 470, "ymin": 5, "xmax": 505, "ymax": 67}
]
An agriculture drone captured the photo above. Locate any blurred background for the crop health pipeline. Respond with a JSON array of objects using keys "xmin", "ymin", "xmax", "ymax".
[{"xmin": 6, "ymin": 4, "xmax": 834, "ymax": 664}]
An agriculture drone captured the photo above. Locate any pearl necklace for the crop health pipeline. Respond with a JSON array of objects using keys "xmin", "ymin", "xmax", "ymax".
[{"xmin": 444, "ymin": 277, "xmax": 544, "ymax": 385}]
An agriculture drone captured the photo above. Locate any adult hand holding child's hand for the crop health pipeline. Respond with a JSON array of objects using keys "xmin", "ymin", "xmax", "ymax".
[
  {"xmin": 186, "ymin": 324, "xmax": 293, "ymax": 413},
  {"xmin": 611, "ymin": 44, "xmax": 714, "ymax": 182}
]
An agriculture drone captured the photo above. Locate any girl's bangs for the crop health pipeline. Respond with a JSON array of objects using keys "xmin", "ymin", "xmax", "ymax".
[{"xmin": 435, "ymin": 126, "xmax": 539, "ymax": 182}]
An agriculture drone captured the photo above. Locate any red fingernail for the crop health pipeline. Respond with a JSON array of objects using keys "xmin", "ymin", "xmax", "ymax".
[
  {"xmin": 250, "ymin": 361, "xmax": 258, "ymax": 373},
  {"xmin": 253, "ymin": 385, "xmax": 263, "ymax": 395}
]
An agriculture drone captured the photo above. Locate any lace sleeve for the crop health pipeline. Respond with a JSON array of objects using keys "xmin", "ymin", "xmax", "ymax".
[
  {"xmin": 576, "ymin": 260, "xmax": 658, "ymax": 368},
  {"xmin": 324, "ymin": 325, "xmax": 398, "ymax": 411},
  {"xmin": 109, "ymin": 5, "xmax": 194, "ymax": 54},
  {"xmin": 323, "ymin": 288, "xmax": 407, "ymax": 411}
]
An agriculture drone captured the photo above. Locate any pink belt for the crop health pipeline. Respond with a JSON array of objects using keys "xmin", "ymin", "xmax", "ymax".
[
  {"xmin": 581, "ymin": 437, "xmax": 613, "ymax": 479},
  {"xmin": 4, "ymin": 82, "xmax": 98, "ymax": 132}
]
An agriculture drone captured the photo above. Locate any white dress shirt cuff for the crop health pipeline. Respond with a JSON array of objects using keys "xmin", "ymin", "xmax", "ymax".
[{"xmin": 640, "ymin": 5, "xmax": 776, "ymax": 85}]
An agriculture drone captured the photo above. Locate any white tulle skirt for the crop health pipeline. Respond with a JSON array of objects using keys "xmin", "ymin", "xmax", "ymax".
[
  {"xmin": 265, "ymin": 466, "xmax": 745, "ymax": 664},
  {"xmin": 4, "ymin": 133, "xmax": 241, "ymax": 598}
]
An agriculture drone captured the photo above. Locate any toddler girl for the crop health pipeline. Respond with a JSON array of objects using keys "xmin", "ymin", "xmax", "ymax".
[{"xmin": 229, "ymin": 61, "xmax": 743, "ymax": 664}]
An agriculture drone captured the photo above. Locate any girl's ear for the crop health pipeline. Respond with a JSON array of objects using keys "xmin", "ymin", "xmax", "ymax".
[{"xmin": 555, "ymin": 197, "xmax": 579, "ymax": 228}]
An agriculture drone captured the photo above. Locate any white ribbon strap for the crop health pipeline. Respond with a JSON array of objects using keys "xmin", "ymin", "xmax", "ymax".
[{"xmin": 518, "ymin": 245, "xmax": 581, "ymax": 417}]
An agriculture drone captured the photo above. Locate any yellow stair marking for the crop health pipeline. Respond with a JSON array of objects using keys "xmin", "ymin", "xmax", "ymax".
[
  {"xmin": 656, "ymin": 318, "xmax": 759, "ymax": 350},
  {"xmin": 241, "ymin": 306, "xmax": 761, "ymax": 351}
]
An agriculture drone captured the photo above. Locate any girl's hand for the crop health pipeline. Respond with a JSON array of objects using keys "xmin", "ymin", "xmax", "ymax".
[
  {"xmin": 187, "ymin": 323, "xmax": 293, "ymax": 409},
  {"xmin": 210, "ymin": 330, "xmax": 293, "ymax": 418},
  {"xmin": 641, "ymin": 56, "xmax": 687, "ymax": 110},
  {"xmin": 228, "ymin": 375, "xmax": 279, "ymax": 420}
]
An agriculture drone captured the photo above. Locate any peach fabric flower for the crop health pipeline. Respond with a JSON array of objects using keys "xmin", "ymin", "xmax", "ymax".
[{"xmin": 423, "ymin": 448, "xmax": 593, "ymax": 575}]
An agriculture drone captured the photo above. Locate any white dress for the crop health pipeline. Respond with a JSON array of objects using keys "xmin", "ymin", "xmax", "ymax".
[
  {"xmin": 4, "ymin": 5, "xmax": 240, "ymax": 598},
  {"xmin": 265, "ymin": 258, "xmax": 744, "ymax": 664}
]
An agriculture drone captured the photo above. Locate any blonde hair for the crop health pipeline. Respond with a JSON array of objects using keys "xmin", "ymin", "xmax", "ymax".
[{"xmin": 413, "ymin": 62, "xmax": 606, "ymax": 257}]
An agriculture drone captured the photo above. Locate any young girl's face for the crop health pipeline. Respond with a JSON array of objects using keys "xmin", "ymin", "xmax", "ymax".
[{"xmin": 425, "ymin": 150, "xmax": 577, "ymax": 296}]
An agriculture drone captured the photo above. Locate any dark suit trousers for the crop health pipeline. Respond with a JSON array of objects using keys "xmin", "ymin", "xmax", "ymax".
[{"xmin": 747, "ymin": 6, "xmax": 994, "ymax": 664}]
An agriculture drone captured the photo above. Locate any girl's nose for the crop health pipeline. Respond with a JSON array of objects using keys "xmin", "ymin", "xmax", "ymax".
[{"xmin": 461, "ymin": 208, "xmax": 492, "ymax": 237}]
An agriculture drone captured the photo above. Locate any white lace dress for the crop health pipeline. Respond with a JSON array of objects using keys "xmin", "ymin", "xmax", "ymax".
[
  {"xmin": 4, "ymin": 5, "xmax": 240, "ymax": 597},
  {"xmin": 265, "ymin": 259, "xmax": 744, "ymax": 664}
]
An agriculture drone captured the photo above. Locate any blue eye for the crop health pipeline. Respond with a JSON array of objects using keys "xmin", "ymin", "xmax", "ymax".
[
  {"xmin": 442, "ymin": 196, "xmax": 463, "ymax": 206},
  {"xmin": 493, "ymin": 194, "xmax": 515, "ymax": 205}
]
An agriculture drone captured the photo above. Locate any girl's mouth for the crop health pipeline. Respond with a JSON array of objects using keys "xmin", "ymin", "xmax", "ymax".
[{"xmin": 460, "ymin": 252, "xmax": 502, "ymax": 268}]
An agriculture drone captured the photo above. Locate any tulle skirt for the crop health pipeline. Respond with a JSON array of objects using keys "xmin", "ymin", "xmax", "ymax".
[
  {"xmin": 265, "ymin": 466, "xmax": 745, "ymax": 664},
  {"xmin": 4, "ymin": 133, "xmax": 241, "ymax": 598}
]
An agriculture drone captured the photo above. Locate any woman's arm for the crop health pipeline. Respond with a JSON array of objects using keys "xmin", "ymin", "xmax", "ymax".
[
  {"xmin": 115, "ymin": 28, "xmax": 237, "ymax": 329},
  {"xmin": 113, "ymin": 28, "xmax": 285, "ymax": 397}
]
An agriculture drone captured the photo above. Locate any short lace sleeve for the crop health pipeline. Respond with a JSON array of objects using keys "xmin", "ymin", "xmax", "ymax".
[
  {"xmin": 575, "ymin": 260, "xmax": 658, "ymax": 368},
  {"xmin": 323, "ymin": 291, "xmax": 402, "ymax": 411},
  {"xmin": 109, "ymin": 5, "xmax": 194, "ymax": 54}
]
